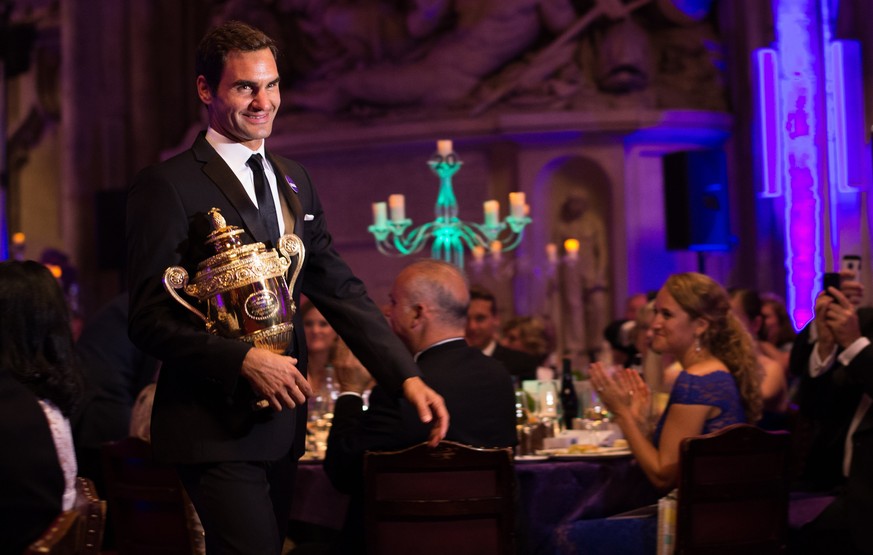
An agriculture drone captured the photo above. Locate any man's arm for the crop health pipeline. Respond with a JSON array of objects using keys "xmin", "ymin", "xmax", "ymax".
[{"xmin": 291, "ymin": 161, "xmax": 448, "ymax": 442}]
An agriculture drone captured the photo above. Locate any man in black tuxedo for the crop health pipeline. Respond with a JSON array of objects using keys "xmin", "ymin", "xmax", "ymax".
[
  {"xmin": 126, "ymin": 21, "xmax": 447, "ymax": 555},
  {"xmin": 790, "ymin": 279, "xmax": 873, "ymax": 554},
  {"xmin": 466, "ymin": 285, "xmax": 540, "ymax": 383},
  {"xmin": 324, "ymin": 260, "xmax": 517, "ymax": 551}
]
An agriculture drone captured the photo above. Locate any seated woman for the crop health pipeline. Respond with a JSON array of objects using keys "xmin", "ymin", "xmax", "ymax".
[
  {"xmin": 590, "ymin": 272, "xmax": 762, "ymax": 491},
  {"xmin": 0, "ymin": 260, "xmax": 83, "ymax": 553},
  {"xmin": 551, "ymin": 273, "xmax": 763, "ymax": 554}
]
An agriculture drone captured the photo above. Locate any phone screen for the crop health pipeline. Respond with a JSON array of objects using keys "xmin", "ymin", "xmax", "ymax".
[{"xmin": 823, "ymin": 272, "xmax": 841, "ymax": 296}]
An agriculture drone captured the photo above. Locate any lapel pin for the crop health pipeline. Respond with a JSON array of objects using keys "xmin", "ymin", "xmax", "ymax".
[{"xmin": 285, "ymin": 175, "xmax": 298, "ymax": 193}]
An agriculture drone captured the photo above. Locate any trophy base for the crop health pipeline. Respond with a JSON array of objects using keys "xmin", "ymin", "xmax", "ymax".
[{"xmin": 241, "ymin": 322, "xmax": 295, "ymax": 354}]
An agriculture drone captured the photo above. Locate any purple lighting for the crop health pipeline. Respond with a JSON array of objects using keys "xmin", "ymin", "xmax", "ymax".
[
  {"xmin": 754, "ymin": 48, "xmax": 782, "ymax": 198},
  {"xmin": 828, "ymin": 40, "xmax": 865, "ymax": 193},
  {"xmin": 777, "ymin": 0, "xmax": 823, "ymax": 329}
]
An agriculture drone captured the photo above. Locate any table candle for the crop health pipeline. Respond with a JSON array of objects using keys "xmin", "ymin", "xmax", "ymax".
[
  {"xmin": 372, "ymin": 202, "xmax": 388, "ymax": 227},
  {"xmin": 509, "ymin": 192, "xmax": 526, "ymax": 218},
  {"xmin": 437, "ymin": 140, "xmax": 453, "ymax": 157},
  {"xmin": 564, "ymin": 238, "xmax": 580, "ymax": 261},
  {"xmin": 388, "ymin": 194, "xmax": 405, "ymax": 222},
  {"xmin": 546, "ymin": 243, "xmax": 558, "ymax": 265},
  {"xmin": 483, "ymin": 200, "xmax": 500, "ymax": 227}
]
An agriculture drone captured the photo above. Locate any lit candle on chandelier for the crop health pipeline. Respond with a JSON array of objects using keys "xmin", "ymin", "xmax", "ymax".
[
  {"xmin": 483, "ymin": 200, "xmax": 500, "ymax": 227},
  {"xmin": 508, "ymin": 192, "xmax": 526, "ymax": 219},
  {"xmin": 490, "ymin": 240, "xmax": 503, "ymax": 261},
  {"xmin": 388, "ymin": 194, "xmax": 406, "ymax": 222},
  {"xmin": 546, "ymin": 243, "xmax": 558, "ymax": 265},
  {"xmin": 564, "ymin": 238, "xmax": 580, "ymax": 261},
  {"xmin": 372, "ymin": 202, "xmax": 388, "ymax": 227},
  {"xmin": 472, "ymin": 245, "xmax": 486, "ymax": 264},
  {"xmin": 437, "ymin": 139, "xmax": 453, "ymax": 157}
]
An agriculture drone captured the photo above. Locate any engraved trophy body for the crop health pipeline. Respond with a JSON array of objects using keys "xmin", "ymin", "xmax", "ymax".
[{"xmin": 163, "ymin": 208, "xmax": 305, "ymax": 360}]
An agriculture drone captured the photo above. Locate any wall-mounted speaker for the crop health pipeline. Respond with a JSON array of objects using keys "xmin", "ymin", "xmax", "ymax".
[{"xmin": 662, "ymin": 149, "xmax": 732, "ymax": 252}]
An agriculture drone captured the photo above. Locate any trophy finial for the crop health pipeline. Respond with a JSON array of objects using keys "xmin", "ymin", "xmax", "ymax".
[
  {"xmin": 205, "ymin": 208, "xmax": 246, "ymax": 252},
  {"xmin": 208, "ymin": 207, "xmax": 227, "ymax": 231}
]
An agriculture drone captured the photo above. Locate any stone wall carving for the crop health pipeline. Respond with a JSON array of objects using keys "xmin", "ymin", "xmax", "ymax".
[{"xmin": 208, "ymin": 0, "xmax": 726, "ymax": 130}]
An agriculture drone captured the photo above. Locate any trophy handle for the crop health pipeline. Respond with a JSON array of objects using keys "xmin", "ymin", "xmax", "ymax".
[
  {"xmin": 162, "ymin": 266, "xmax": 208, "ymax": 324},
  {"xmin": 278, "ymin": 234, "xmax": 306, "ymax": 294}
]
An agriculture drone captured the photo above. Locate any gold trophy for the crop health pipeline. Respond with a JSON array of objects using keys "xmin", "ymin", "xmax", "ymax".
[{"xmin": 163, "ymin": 208, "xmax": 305, "ymax": 408}]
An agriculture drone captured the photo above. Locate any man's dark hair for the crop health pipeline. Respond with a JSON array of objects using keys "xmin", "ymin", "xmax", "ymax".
[
  {"xmin": 469, "ymin": 285, "xmax": 497, "ymax": 316},
  {"xmin": 195, "ymin": 20, "xmax": 278, "ymax": 92}
]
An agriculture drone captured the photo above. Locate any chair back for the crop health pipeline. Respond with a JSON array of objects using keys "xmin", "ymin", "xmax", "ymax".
[
  {"xmin": 676, "ymin": 423, "xmax": 790, "ymax": 554},
  {"xmin": 101, "ymin": 437, "xmax": 200, "ymax": 555},
  {"xmin": 74, "ymin": 476, "xmax": 106, "ymax": 555},
  {"xmin": 363, "ymin": 440, "xmax": 516, "ymax": 555},
  {"xmin": 24, "ymin": 510, "xmax": 83, "ymax": 555}
]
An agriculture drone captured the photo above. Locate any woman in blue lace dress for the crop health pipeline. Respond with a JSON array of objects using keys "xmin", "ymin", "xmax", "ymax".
[{"xmin": 589, "ymin": 272, "xmax": 762, "ymax": 490}]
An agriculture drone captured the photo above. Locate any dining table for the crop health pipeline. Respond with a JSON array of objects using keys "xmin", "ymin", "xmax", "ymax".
[{"xmin": 289, "ymin": 451, "xmax": 658, "ymax": 554}]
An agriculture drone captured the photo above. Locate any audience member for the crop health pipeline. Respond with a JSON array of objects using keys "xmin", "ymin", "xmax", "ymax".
[
  {"xmin": 0, "ymin": 260, "xmax": 84, "ymax": 553},
  {"xmin": 466, "ymin": 285, "xmax": 541, "ymax": 382},
  {"xmin": 324, "ymin": 260, "xmax": 517, "ymax": 553},
  {"xmin": 789, "ymin": 270, "xmax": 872, "ymax": 554},
  {"xmin": 729, "ymin": 288, "xmax": 790, "ymax": 430},
  {"xmin": 760, "ymin": 293, "xmax": 797, "ymax": 370},
  {"xmin": 789, "ymin": 269, "xmax": 867, "ymax": 492},
  {"xmin": 300, "ymin": 300, "xmax": 340, "ymax": 394},
  {"xmin": 500, "ymin": 315, "xmax": 554, "ymax": 366},
  {"xmin": 794, "ymin": 282, "xmax": 873, "ymax": 554},
  {"xmin": 590, "ymin": 272, "xmax": 761, "ymax": 491},
  {"xmin": 72, "ymin": 292, "xmax": 160, "ymax": 493}
]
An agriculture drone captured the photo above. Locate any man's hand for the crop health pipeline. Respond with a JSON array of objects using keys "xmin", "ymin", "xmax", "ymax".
[
  {"xmin": 814, "ymin": 291, "xmax": 836, "ymax": 356},
  {"xmin": 824, "ymin": 288, "xmax": 862, "ymax": 349},
  {"xmin": 240, "ymin": 348, "xmax": 313, "ymax": 411},
  {"xmin": 402, "ymin": 377, "xmax": 449, "ymax": 447}
]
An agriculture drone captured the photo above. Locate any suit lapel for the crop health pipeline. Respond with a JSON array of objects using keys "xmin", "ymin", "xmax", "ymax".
[
  {"xmin": 192, "ymin": 133, "xmax": 270, "ymax": 242},
  {"xmin": 267, "ymin": 153, "xmax": 304, "ymax": 238}
]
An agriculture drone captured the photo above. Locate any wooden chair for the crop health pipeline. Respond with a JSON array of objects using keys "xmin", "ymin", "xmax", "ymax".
[
  {"xmin": 363, "ymin": 440, "xmax": 517, "ymax": 555},
  {"xmin": 24, "ymin": 477, "xmax": 106, "ymax": 555},
  {"xmin": 675, "ymin": 423, "xmax": 791, "ymax": 554},
  {"xmin": 24, "ymin": 510, "xmax": 83, "ymax": 555},
  {"xmin": 74, "ymin": 476, "xmax": 106, "ymax": 555},
  {"xmin": 101, "ymin": 437, "xmax": 202, "ymax": 555}
]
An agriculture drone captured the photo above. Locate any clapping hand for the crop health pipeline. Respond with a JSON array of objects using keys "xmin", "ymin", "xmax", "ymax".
[{"xmin": 589, "ymin": 362, "xmax": 650, "ymax": 427}]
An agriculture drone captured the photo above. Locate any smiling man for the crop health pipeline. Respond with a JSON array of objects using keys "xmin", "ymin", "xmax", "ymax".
[{"xmin": 126, "ymin": 21, "xmax": 448, "ymax": 555}]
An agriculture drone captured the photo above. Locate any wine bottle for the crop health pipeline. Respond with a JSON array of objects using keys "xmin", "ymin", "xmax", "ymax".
[{"xmin": 560, "ymin": 357, "xmax": 579, "ymax": 430}]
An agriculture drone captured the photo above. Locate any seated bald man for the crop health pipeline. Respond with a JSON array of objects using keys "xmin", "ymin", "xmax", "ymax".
[{"xmin": 324, "ymin": 259, "xmax": 517, "ymax": 552}]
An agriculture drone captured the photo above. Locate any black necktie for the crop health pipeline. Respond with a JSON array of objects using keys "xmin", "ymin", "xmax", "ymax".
[{"xmin": 247, "ymin": 153, "xmax": 280, "ymax": 243}]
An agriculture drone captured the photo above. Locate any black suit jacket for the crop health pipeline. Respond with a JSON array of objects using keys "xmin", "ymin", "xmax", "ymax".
[
  {"xmin": 833, "ymin": 342, "xmax": 873, "ymax": 551},
  {"xmin": 127, "ymin": 132, "xmax": 420, "ymax": 464},
  {"xmin": 324, "ymin": 338, "xmax": 517, "ymax": 495},
  {"xmin": 0, "ymin": 372, "xmax": 65, "ymax": 554}
]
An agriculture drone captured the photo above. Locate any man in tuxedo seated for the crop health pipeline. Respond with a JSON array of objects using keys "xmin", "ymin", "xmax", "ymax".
[
  {"xmin": 324, "ymin": 260, "xmax": 517, "ymax": 552},
  {"xmin": 790, "ymin": 273, "xmax": 873, "ymax": 554},
  {"xmin": 465, "ymin": 285, "xmax": 541, "ymax": 383}
]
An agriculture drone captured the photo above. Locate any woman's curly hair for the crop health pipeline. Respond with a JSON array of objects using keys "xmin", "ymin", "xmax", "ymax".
[
  {"xmin": 0, "ymin": 260, "xmax": 83, "ymax": 416},
  {"xmin": 664, "ymin": 273, "xmax": 763, "ymax": 424}
]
